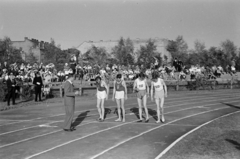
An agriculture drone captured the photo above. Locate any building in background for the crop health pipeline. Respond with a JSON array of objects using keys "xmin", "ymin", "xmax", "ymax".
[
  {"xmin": 11, "ymin": 37, "xmax": 45, "ymax": 63},
  {"xmin": 76, "ymin": 38, "xmax": 172, "ymax": 63}
]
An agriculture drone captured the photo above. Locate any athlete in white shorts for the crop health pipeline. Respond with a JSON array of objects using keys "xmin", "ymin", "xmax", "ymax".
[
  {"xmin": 133, "ymin": 72, "xmax": 150, "ymax": 122},
  {"xmin": 95, "ymin": 76, "xmax": 109, "ymax": 122},
  {"xmin": 151, "ymin": 72, "xmax": 167, "ymax": 123},
  {"xmin": 112, "ymin": 74, "xmax": 128, "ymax": 122}
]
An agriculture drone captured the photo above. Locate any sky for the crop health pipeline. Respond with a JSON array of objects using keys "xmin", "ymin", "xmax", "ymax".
[{"xmin": 0, "ymin": 0, "xmax": 239, "ymax": 50}]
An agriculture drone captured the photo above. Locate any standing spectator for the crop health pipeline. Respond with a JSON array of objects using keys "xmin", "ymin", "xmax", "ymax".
[
  {"xmin": 7, "ymin": 73, "xmax": 16, "ymax": 106},
  {"xmin": 69, "ymin": 56, "xmax": 76, "ymax": 75},
  {"xmin": 33, "ymin": 72, "xmax": 43, "ymax": 102},
  {"xmin": 173, "ymin": 58, "xmax": 178, "ymax": 71}
]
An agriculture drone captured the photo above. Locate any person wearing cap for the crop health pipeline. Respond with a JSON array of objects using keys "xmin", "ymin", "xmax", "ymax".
[
  {"xmin": 63, "ymin": 74, "xmax": 79, "ymax": 131},
  {"xmin": 6, "ymin": 73, "xmax": 16, "ymax": 106},
  {"xmin": 33, "ymin": 72, "xmax": 43, "ymax": 102}
]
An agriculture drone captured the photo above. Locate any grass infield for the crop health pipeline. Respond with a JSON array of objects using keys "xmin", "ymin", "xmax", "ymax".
[{"xmin": 162, "ymin": 111, "xmax": 240, "ymax": 159}]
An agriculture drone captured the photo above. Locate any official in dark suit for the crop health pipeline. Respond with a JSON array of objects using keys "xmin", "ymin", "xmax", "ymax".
[
  {"xmin": 33, "ymin": 72, "xmax": 43, "ymax": 102},
  {"xmin": 63, "ymin": 74, "xmax": 79, "ymax": 132},
  {"xmin": 7, "ymin": 73, "xmax": 16, "ymax": 106}
]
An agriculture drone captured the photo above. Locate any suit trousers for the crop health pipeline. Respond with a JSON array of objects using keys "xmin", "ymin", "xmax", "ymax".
[
  {"xmin": 62, "ymin": 104, "xmax": 75, "ymax": 129},
  {"xmin": 35, "ymin": 86, "xmax": 42, "ymax": 101}
]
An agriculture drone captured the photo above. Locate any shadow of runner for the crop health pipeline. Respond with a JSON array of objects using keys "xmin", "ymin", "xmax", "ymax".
[
  {"xmin": 221, "ymin": 103, "xmax": 240, "ymax": 109},
  {"xmin": 104, "ymin": 108, "xmax": 112, "ymax": 119},
  {"xmin": 71, "ymin": 111, "xmax": 90, "ymax": 127},
  {"xmin": 226, "ymin": 139, "xmax": 240, "ymax": 150},
  {"xmin": 148, "ymin": 108, "xmax": 158, "ymax": 121},
  {"xmin": 130, "ymin": 107, "xmax": 145, "ymax": 120}
]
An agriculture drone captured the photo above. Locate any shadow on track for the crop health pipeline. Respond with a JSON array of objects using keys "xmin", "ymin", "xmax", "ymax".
[
  {"xmin": 226, "ymin": 139, "xmax": 240, "ymax": 150},
  {"xmin": 72, "ymin": 111, "xmax": 90, "ymax": 127},
  {"xmin": 129, "ymin": 107, "xmax": 158, "ymax": 121},
  {"xmin": 221, "ymin": 102, "xmax": 240, "ymax": 109}
]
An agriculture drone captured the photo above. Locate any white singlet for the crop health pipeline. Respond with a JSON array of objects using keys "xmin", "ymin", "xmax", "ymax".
[
  {"xmin": 136, "ymin": 78, "xmax": 146, "ymax": 91},
  {"xmin": 153, "ymin": 78, "xmax": 163, "ymax": 91}
]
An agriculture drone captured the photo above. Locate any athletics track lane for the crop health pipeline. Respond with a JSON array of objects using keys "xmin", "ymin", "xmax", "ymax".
[{"xmin": 0, "ymin": 89, "xmax": 240, "ymax": 159}]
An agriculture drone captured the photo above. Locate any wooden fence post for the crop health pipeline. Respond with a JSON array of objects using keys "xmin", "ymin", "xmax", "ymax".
[
  {"xmin": 79, "ymin": 85, "xmax": 83, "ymax": 96},
  {"xmin": 176, "ymin": 80, "xmax": 179, "ymax": 91},
  {"xmin": 60, "ymin": 84, "xmax": 62, "ymax": 98},
  {"xmin": 20, "ymin": 86, "xmax": 23, "ymax": 101}
]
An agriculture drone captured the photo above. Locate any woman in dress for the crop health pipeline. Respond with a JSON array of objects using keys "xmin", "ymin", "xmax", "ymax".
[
  {"xmin": 112, "ymin": 74, "xmax": 128, "ymax": 122},
  {"xmin": 150, "ymin": 72, "xmax": 167, "ymax": 123}
]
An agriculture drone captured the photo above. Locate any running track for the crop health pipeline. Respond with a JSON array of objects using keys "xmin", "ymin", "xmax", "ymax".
[{"xmin": 0, "ymin": 89, "xmax": 240, "ymax": 159}]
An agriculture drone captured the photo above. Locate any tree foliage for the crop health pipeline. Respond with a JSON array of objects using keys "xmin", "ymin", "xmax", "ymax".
[
  {"xmin": 0, "ymin": 37, "xmax": 24, "ymax": 64},
  {"xmin": 83, "ymin": 46, "xmax": 109, "ymax": 67},
  {"xmin": 112, "ymin": 37, "xmax": 135, "ymax": 66},
  {"xmin": 137, "ymin": 39, "xmax": 161, "ymax": 69}
]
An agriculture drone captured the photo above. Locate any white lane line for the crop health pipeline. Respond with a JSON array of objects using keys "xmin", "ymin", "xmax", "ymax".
[
  {"xmin": 0, "ymin": 98, "xmax": 228, "ymax": 149},
  {"xmin": 154, "ymin": 110, "xmax": 240, "ymax": 159},
  {"xmin": 89, "ymin": 106, "xmax": 233, "ymax": 159},
  {"xmin": 0, "ymin": 95, "xmax": 239, "ymax": 136},
  {"xmin": 166, "ymin": 124, "xmax": 199, "ymax": 127},
  {"xmin": 0, "ymin": 91, "xmax": 236, "ymax": 127},
  {"xmin": 0, "ymin": 95, "xmax": 238, "ymax": 136},
  {"xmin": 24, "ymin": 100, "xmax": 239, "ymax": 159}
]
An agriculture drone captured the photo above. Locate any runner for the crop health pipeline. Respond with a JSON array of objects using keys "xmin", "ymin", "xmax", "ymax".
[
  {"xmin": 133, "ymin": 72, "xmax": 150, "ymax": 122},
  {"xmin": 112, "ymin": 74, "xmax": 128, "ymax": 122},
  {"xmin": 150, "ymin": 72, "xmax": 167, "ymax": 123},
  {"xmin": 95, "ymin": 76, "xmax": 109, "ymax": 122}
]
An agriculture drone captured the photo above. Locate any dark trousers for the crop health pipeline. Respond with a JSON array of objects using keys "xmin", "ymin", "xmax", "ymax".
[
  {"xmin": 35, "ymin": 86, "xmax": 42, "ymax": 101},
  {"xmin": 7, "ymin": 89, "xmax": 15, "ymax": 106}
]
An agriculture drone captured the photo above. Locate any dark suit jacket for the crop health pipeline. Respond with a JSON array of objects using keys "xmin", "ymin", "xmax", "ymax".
[
  {"xmin": 7, "ymin": 78, "xmax": 16, "ymax": 91},
  {"xmin": 64, "ymin": 81, "xmax": 76, "ymax": 106},
  {"xmin": 33, "ymin": 76, "xmax": 43, "ymax": 88}
]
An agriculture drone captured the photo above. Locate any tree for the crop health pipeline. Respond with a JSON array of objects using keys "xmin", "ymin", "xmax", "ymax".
[
  {"xmin": 166, "ymin": 36, "xmax": 189, "ymax": 64},
  {"xmin": 194, "ymin": 40, "xmax": 206, "ymax": 54},
  {"xmin": 220, "ymin": 39, "xmax": 237, "ymax": 61},
  {"xmin": 137, "ymin": 39, "xmax": 160, "ymax": 69},
  {"xmin": 83, "ymin": 46, "xmax": 109, "ymax": 67},
  {"xmin": 0, "ymin": 37, "xmax": 24, "ymax": 64},
  {"xmin": 112, "ymin": 37, "xmax": 135, "ymax": 66},
  {"xmin": 25, "ymin": 51, "xmax": 38, "ymax": 65},
  {"xmin": 42, "ymin": 38, "xmax": 63, "ymax": 68}
]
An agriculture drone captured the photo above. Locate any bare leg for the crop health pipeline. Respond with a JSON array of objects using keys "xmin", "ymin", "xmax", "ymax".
[
  {"xmin": 115, "ymin": 99, "xmax": 121, "ymax": 121},
  {"xmin": 96, "ymin": 98, "xmax": 101, "ymax": 120},
  {"xmin": 120, "ymin": 98, "xmax": 125, "ymax": 122},
  {"xmin": 155, "ymin": 98, "xmax": 160, "ymax": 123},
  {"xmin": 137, "ymin": 98, "xmax": 143, "ymax": 121},
  {"xmin": 160, "ymin": 97, "xmax": 165, "ymax": 122},
  {"xmin": 100, "ymin": 99, "xmax": 105, "ymax": 120},
  {"xmin": 142, "ymin": 95, "xmax": 149, "ymax": 121}
]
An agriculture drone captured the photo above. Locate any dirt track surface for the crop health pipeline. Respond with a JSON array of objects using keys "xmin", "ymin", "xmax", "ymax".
[{"xmin": 0, "ymin": 89, "xmax": 240, "ymax": 159}]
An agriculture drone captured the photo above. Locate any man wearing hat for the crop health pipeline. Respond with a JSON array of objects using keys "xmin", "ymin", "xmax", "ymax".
[
  {"xmin": 63, "ymin": 74, "xmax": 79, "ymax": 131},
  {"xmin": 7, "ymin": 73, "xmax": 16, "ymax": 106}
]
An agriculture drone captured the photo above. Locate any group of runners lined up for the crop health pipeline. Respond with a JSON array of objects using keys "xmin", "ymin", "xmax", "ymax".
[{"xmin": 95, "ymin": 72, "xmax": 167, "ymax": 123}]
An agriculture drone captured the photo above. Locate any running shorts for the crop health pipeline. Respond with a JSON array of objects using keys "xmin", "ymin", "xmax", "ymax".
[
  {"xmin": 154, "ymin": 90, "xmax": 164, "ymax": 99},
  {"xmin": 115, "ymin": 91, "xmax": 125, "ymax": 99},
  {"xmin": 137, "ymin": 90, "xmax": 146, "ymax": 99},
  {"xmin": 97, "ymin": 90, "xmax": 107, "ymax": 99}
]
